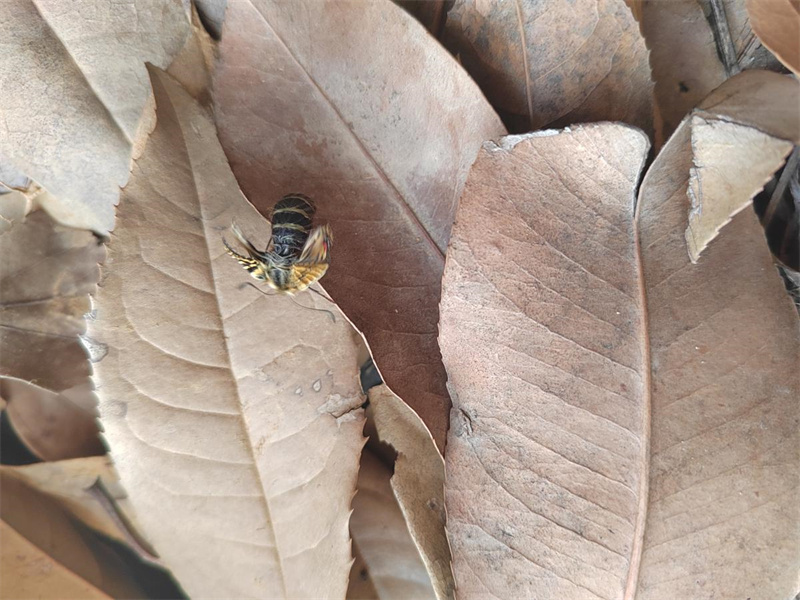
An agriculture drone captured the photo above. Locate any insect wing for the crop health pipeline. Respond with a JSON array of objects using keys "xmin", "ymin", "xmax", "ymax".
[
  {"xmin": 287, "ymin": 263, "xmax": 330, "ymax": 292},
  {"xmin": 297, "ymin": 224, "xmax": 333, "ymax": 265}
]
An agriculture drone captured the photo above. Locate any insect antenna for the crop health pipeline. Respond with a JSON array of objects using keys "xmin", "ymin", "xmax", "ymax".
[{"xmin": 238, "ymin": 281, "xmax": 336, "ymax": 323}]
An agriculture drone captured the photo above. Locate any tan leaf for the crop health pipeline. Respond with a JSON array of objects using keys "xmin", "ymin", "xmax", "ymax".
[
  {"xmin": 639, "ymin": 0, "xmax": 726, "ymax": 145},
  {"xmin": 442, "ymin": 0, "xmax": 654, "ymax": 135},
  {"xmin": 0, "ymin": 471, "xmax": 146, "ymax": 599},
  {"xmin": 747, "ymin": 0, "xmax": 800, "ymax": 75},
  {"xmin": 0, "ymin": 0, "xmax": 190, "ymax": 233},
  {"xmin": 394, "ymin": 0, "xmax": 449, "ymax": 36},
  {"xmin": 88, "ymin": 67, "xmax": 366, "ymax": 598},
  {"xmin": 2, "ymin": 457, "xmax": 156, "ymax": 561},
  {"xmin": 441, "ymin": 124, "xmax": 650, "ymax": 599},
  {"xmin": 0, "ymin": 378, "xmax": 105, "ymax": 461},
  {"xmin": 212, "ymin": 0, "xmax": 506, "ymax": 450},
  {"xmin": 0, "ymin": 210, "xmax": 104, "ymax": 393},
  {"xmin": 440, "ymin": 74, "xmax": 799, "ymax": 598},
  {"xmin": 368, "ymin": 384, "xmax": 453, "ymax": 600},
  {"xmin": 349, "ymin": 450, "xmax": 436, "ymax": 600}
]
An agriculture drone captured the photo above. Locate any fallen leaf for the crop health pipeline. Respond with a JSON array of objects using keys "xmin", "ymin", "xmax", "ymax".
[
  {"xmin": 394, "ymin": 0, "xmax": 449, "ymax": 36},
  {"xmin": 349, "ymin": 450, "xmax": 436, "ymax": 600},
  {"xmin": 212, "ymin": 0, "xmax": 506, "ymax": 450},
  {"xmin": 0, "ymin": 0, "xmax": 190, "ymax": 233},
  {"xmin": 634, "ymin": 72, "xmax": 799, "ymax": 597},
  {"xmin": 747, "ymin": 0, "xmax": 800, "ymax": 75},
  {"xmin": 347, "ymin": 544, "xmax": 380, "ymax": 600},
  {"xmin": 687, "ymin": 71, "xmax": 800, "ymax": 261},
  {"xmin": 0, "ymin": 378, "xmax": 105, "ymax": 461},
  {"xmin": 0, "ymin": 471, "xmax": 147, "ymax": 598},
  {"xmin": 194, "ymin": 0, "xmax": 228, "ymax": 38},
  {"xmin": 639, "ymin": 0, "xmax": 727, "ymax": 145},
  {"xmin": 89, "ymin": 67, "xmax": 366, "ymax": 598},
  {"xmin": 440, "ymin": 74, "xmax": 799, "ymax": 598},
  {"xmin": 368, "ymin": 384, "xmax": 453, "ymax": 600},
  {"xmin": 0, "ymin": 210, "xmax": 104, "ymax": 393},
  {"xmin": 702, "ymin": 0, "xmax": 785, "ymax": 71},
  {"xmin": 442, "ymin": 0, "xmax": 654, "ymax": 135},
  {"xmin": 441, "ymin": 124, "xmax": 650, "ymax": 599}
]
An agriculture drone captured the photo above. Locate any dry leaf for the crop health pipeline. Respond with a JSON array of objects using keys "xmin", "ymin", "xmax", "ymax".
[
  {"xmin": 634, "ymin": 73, "xmax": 799, "ymax": 597},
  {"xmin": 702, "ymin": 0, "xmax": 786, "ymax": 71},
  {"xmin": 212, "ymin": 0, "xmax": 505, "ymax": 450},
  {"xmin": 0, "ymin": 378, "xmax": 105, "ymax": 461},
  {"xmin": 0, "ymin": 0, "xmax": 190, "ymax": 233},
  {"xmin": 441, "ymin": 124, "xmax": 649, "ymax": 599},
  {"xmin": 442, "ymin": 0, "xmax": 654, "ymax": 135},
  {"xmin": 89, "ymin": 67, "xmax": 366, "ymax": 598},
  {"xmin": 441, "ymin": 75, "xmax": 799, "ymax": 598},
  {"xmin": 687, "ymin": 71, "xmax": 800, "ymax": 260},
  {"xmin": 0, "ymin": 471, "xmax": 146, "ymax": 598},
  {"xmin": 347, "ymin": 544, "xmax": 380, "ymax": 600},
  {"xmin": 0, "ymin": 210, "xmax": 104, "ymax": 393},
  {"xmin": 640, "ymin": 0, "xmax": 727, "ymax": 145},
  {"xmin": 747, "ymin": 0, "xmax": 800, "ymax": 75},
  {"xmin": 394, "ymin": 0, "xmax": 449, "ymax": 36},
  {"xmin": 349, "ymin": 450, "xmax": 436, "ymax": 600},
  {"xmin": 368, "ymin": 384, "xmax": 453, "ymax": 600},
  {"xmin": 1, "ymin": 457, "xmax": 146, "ymax": 552},
  {"xmin": 194, "ymin": 0, "xmax": 228, "ymax": 38}
]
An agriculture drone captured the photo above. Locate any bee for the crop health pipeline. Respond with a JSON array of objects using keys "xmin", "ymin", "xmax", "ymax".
[{"xmin": 223, "ymin": 194, "xmax": 333, "ymax": 294}]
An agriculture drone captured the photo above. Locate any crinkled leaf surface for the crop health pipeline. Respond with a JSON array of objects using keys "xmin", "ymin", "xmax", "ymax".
[
  {"xmin": 634, "ymin": 70, "xmax": 799, "ymax": 599},
  {"xmin": 0, "ymin": 210, "xmax": 104, "ymax": 393},
  {"xmin": 0, "ymin": 0, "xmax": 190, "ymax": 233},
  {"xmin": 349, "ymin": 450, "xmax": 436, "ymax": 600},
  {"xmin": 441, "ymin": 124, "xmax": 650, "ymax": 599},
  {"xmin": 212, "ymin": 0, "xmax": 506, "ymax": 450},
  {"xmin": 89, "ymin": 68, "xmax": 366, "ymax": 598},
  {"xmin": 368, "ymin": 384, "xmax": 452, "ymax": 600},
  {"xmin": 442, "ymin": 0, "xmax": 654, "ymax": 135},
  {"xmin": 441, "ymin": 74, "xmax": 799, "ymax": 599},
  {"xmin": 747, "ymin": 0, "xmax": 800, "ymax": 75}
]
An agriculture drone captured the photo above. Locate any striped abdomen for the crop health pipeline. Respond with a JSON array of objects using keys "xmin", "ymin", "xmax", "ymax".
[{"xmin": 271, "ymin": 194, "xmax": 315, "ymax": 258}]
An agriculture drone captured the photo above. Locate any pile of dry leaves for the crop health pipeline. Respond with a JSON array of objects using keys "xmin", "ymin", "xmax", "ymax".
[{"xmin": 1, "ymin": 0, "xmax": 798, "ymax": 598}]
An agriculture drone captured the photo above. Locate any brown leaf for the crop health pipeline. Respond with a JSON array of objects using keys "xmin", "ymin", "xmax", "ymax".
[
  {"xmin": 394, "ymin": 0, "xmax": 449, "ymax": 36},
  {"xmin": 194, "ymin": 0, "xmax": 228, "ymax": 38},
  {"xmin": 701, "ymin": 0, "xmax": 786, "ymax": 71},
  {"xmin": 368, "ymin": 384, "xmax": 453, "ymax": 600},
  {"xmin": 88, "ymin": 67, "xmax": 366, "ymax": 598},
  {"xmin": 349, "ymin": 450, "xmax": 436, "ymax": 600},
  {"xmin": 0, "ymin": 378, "xmax": 105, "ymax": 461},
  {"xmin": 0, "ymin": 210, "xmax": 104, "ymax": 393},
  {"xmin": 442, "ymin": 0, "xmax": 654, "ymax": 135},
  {"xmin": 441, "ymin": 124, "xmax": 649, "ymax": 599},
  {"xmin": 0, "ymin": 470, "xmax": 146, "ymax": 598},
  {"xmin": 0, "ymin": 0, "xmax": 190, "ymax": 233},
  {"xmin": 347, "ymin": 544, "xmax": 380, "ymax": 600},
  {"xmin": 634, "ymin": 72, "xmax": 799, "ymax": 597},
  {"xmin": 212, "ymin": 0, "xmax": 505, "ymax": 450},
  {"xmin": 440, "ymin": 72, "xmax": 799, "ymax": 598},
  {"xmin": 639, "ymin": 0, "xmax": 727, "ymax": 145},
  {"xmin": 747, "ymin": 0, "xmax": 800, "ymax": 75},
  {"xmin": 2, "ymin": 457, "xmax": 155, "ymax": 560}
]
